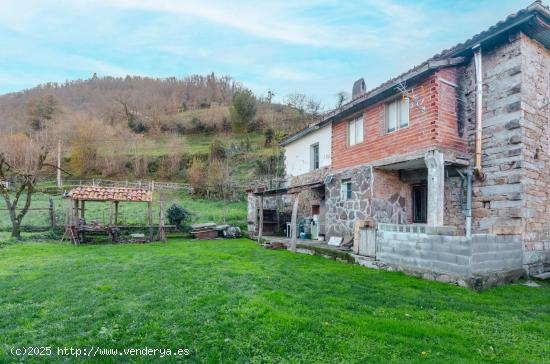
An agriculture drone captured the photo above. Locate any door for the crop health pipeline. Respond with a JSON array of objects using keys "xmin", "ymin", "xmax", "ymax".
[
  {"xmin": 358, "ymin": 228, "xmax": 376, "ymax": 257},
  {"xmin": 412, "ymin": 184, "xmax": 427, "ymax": 223}
]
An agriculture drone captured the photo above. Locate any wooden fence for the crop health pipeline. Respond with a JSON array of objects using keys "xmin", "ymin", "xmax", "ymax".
[{"xmin": 0, "ymin": 198, "xmax": 57, "ymax": 232}]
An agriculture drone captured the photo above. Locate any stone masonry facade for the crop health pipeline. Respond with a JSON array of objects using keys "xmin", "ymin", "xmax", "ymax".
[{"xmin": 459, "ymin": 32, "xmax": 550, "ymax": 273}]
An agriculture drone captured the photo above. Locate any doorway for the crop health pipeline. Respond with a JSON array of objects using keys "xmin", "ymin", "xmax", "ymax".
[{"xmin": 412, "ymin": 184, "xmax": 427, "ymax": 223}]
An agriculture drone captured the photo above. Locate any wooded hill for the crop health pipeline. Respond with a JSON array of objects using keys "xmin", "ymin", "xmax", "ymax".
[
  {"xmin": 0, "ymin": 73, "xmax": 318, "ymax": 134},
  {"xmin": 0, "ymin": 74, "xmax": 321, "ymax": 191}
]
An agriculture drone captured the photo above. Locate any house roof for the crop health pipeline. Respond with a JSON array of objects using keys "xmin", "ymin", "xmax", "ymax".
[
  {"xmin": 67, "ymin": 186, "xmax": 153, "ymax": 202},
  {"xmin": 280, "ymin": 1, "xmax": 550, "ymax": 147}
]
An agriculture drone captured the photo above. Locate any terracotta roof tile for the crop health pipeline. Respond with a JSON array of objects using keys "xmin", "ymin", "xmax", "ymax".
[{"xmin": 68, "ymin": 186, "xmax": 153, "ymax": 202}]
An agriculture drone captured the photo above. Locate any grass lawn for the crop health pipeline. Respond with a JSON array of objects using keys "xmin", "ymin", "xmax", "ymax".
[{"xmin": 0, "ymin": 239, "xmax": 549, "ymax": 363}]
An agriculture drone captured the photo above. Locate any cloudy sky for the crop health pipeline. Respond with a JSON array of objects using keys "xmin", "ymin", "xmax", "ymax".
[{"xmin": 0, "ymin": 0, "xmax": 532, "ymax": 107}]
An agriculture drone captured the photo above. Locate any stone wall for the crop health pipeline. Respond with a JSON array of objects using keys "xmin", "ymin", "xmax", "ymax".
[
  {"xmin": 520, "ymin": 34, "xmax": 550, "ymax": 273},
  {"xmin": 444, "ymin": 175, "xmax": 466, "ymax": 229},
  {"xmin": 246, "ymin": 193, "xmax": 292, "ymax": 234},
  {"xmin": 325, "ymin": 166, "xmax": 373, "ymax": 243},
  {"xmin": 459, "ymin": 32, "xmax": 550, "ymax": 273},
  {"xmin": 372, "ymin": 169, "xmax": 409, "ymax": 224},
  {"xmin": 460, "ymin": 32, "xmax": 525, "ymax": 236}
]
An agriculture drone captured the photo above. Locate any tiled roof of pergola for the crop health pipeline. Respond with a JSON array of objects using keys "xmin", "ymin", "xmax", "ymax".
[{"xmin": 67, "ymin": 186, "xmax": 153, "ymax": 202}]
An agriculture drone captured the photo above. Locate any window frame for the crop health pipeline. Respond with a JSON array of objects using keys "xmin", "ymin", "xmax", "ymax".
[
  {"xmin": 385, "ymin": 96, "xmax": 410, "ymax": 134},
  {"xmin": 347, "ymin": 116, "xmax": 364, "ymax": 146},
  {"xmin": 310, "ymin": 143, "xmax": 320, "ymax": 171},
  {"xmin": 340, "ymin": 179, "xmax": 352, "ymax": 200}
]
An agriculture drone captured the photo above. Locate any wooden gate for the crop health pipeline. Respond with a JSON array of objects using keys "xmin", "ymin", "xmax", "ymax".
[{"xmin": 358, "ymin": 228, "xmax": 376, "ymax": 257}]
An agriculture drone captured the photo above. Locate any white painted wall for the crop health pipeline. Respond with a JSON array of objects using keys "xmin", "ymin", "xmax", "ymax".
[{"xmin": 284, "ymin": 124, "xmax": 331, "ymax": 177}]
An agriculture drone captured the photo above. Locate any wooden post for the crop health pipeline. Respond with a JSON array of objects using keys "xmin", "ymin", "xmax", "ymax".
[
  {"xmin": 147, "ymin": 201, "xmax": 153, "ymax": 241},
  {"xmin": 290, "ymin": 194, "xmax": 299, "ymax": 252},
  {"xmin": 56, "ymin": 140, "xmax": 62, "ymax": 188},
  {"xmin": 257, "ymin": 194, "xmax": 264, "ymax": 244},
  {"xmin": 49, "ymin": 198, "xmax": 56, "ymax": 229},
  {"xmin": 114, "ymin": 201, "xmax": 119, "ymax": 225},
  {"xmin": 73, "ymin": 200, "xmax": 79, "ymax": 224},
  {"xmin": 109, "ymin": 201, "xmax": 113, "ymax": 226},
  {"xmin": 157, "ymin": 194, "xmax": 166, "ymax": 242},
  {"xmin": 80, "ymin": 201, "xmax": 85, "ymax": 220}
]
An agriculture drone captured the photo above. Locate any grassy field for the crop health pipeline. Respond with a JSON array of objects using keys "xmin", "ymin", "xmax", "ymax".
[
  {"xmin": 0, "ymin": 191, "xmax": 247, "ymax": 235},
  {"xmin": 95, "ymin": 132, "xmax": 266, "ymax": 157},
  {"xmin": 0, "ymin": 239, "xmax": 549, "ymax": 363}
]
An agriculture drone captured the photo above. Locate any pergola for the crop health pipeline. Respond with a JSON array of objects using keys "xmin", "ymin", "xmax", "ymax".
[{"xmin": 65, "ymin": 186, "xmax": 155, "ymax": 244}]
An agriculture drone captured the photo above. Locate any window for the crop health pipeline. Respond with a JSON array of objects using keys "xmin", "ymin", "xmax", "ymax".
[
  {"xmin": 347, "ymin": 116, "xmax": 364, "ymax": 146},
  {"xmin": 385, "ymin": 97, "xmax": 409, "ymax": 133},
  {"xmin": 340, "ymin": 179, "xmax": 352, "ymax": 200},
  {"xmin": 310, "ymin": 143, "xmax": 319, "ymax": 170}
]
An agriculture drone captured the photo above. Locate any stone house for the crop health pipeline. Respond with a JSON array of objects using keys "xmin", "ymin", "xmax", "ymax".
[{"xmin": 248, "ymin": 2, "xmax": 550, "ymax": 285}]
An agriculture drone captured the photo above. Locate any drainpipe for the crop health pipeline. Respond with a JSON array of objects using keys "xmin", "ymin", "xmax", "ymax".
[
  {"xmin": 457, "ymin": 167, "xmax": 473, "ymax": 238},
  {"xmin": 473, "ymin": 45, "xmax": 486, "ymax": 180},
  {"xmin": 465, "ymin": 168, "xmax": 473, "ymax": 238}
]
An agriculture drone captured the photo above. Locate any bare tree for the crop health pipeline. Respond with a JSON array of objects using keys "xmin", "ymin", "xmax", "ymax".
[
  {"xmin": 0, "ymin": 132, "xmax": 54, "ymax": 239},
  {"xmin": 336, "ymin": 91, "xmax": 349, "ymax": 108}
]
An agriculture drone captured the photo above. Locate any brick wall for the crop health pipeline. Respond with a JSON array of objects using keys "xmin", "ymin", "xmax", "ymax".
[{"xmin": 332, "ymin": 71, "xmax": 466, "ymax": 170}]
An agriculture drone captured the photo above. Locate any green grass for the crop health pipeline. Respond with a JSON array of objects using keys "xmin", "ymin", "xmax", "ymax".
[
  {"xmin": 93, "ymin": 132, "xmax": 265, "ymax": 157},
  {"xmin": 0, "ymin": 191, "xmax": 247, "ymax": 233},
  {"xmin": 0, "ymin": 239, "xmax": 549, "ymax": 363}
]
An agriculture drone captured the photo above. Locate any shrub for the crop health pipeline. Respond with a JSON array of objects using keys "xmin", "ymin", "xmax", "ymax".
[
  {"xmin": 230, "ymin": 89, "xmax": 257, "ymax": 133},
  {"xmin": 128, "ymin": 113, "xmax": 148, "ymax": 133},
  {"xmin": 166, "ymin": 203, "xmax": 191, "ymax": 231},
  {"xmin": 206, "ymin": 159, "xmax": 230, "ymax": 198},
  {"xmin": 264, "ymin": 128, "xmax": 274, "ymax": 147},
  {"xmin": 188, "ymin": 157, "xmax": 206, "ymax": 196},
  {"xmin": 209, "ymin": 139, "xmax": 226, "ymax": 160}
]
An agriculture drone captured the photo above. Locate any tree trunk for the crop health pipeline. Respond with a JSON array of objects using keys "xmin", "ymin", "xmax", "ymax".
[{"xmin": 11, "ymin": 219, "xmax": 21, "ymax": 240}]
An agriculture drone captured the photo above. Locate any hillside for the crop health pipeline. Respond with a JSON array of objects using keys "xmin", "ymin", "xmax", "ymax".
[{"xmin": 0, "ymin": 74, "xmax": 320, "ymax": 189}]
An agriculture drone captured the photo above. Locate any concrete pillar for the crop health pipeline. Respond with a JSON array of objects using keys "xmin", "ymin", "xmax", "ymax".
[{"xmin": 424, "ymin": 150, "xmax": 445, "ymax": 226}]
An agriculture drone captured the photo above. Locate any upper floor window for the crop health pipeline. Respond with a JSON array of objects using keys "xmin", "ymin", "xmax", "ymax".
[
  {"xmin": 310, "ymin": 143, "xmax": 319, "ymax": 170},
  {"xmin": 347, "ymin": 116, "xmax": 364, "ymax": 146},
  {"xmin": 386, "ymin": 97, "xmax": 409, "ymax": 133}
]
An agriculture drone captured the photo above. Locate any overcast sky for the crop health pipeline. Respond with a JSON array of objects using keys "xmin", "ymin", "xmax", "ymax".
[{"xmin": 0, "ymin": 0, "xmax": 534, "ymax": 108}]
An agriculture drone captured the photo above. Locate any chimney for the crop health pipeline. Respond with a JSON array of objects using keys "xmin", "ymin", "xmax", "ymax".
[{"xmin": 352, "ymin": 78, "xmax": 366, "ymax": 99}]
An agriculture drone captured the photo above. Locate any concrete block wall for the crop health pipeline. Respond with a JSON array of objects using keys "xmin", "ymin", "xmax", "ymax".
[
  {"xmin": 471, "ymin": 234, "xmax": 523, "ymax": 275},
  {"xmin": 376, "ymin": 230, "xmax": 524, "ymax": 281},
  {"xmin": 377, "ymin": 230, "xmax": 472, "ymax": 277}
]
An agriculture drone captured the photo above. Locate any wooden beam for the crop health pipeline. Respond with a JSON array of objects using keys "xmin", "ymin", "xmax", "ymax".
[
  {"xmin": 147, "ymin": 201, "xmax": 153, "ymax": 241},
  {"xmin": 108, "ymin": 201, "xmax": 113, "ymax": 226},
  {"xmin": 257, "ymin": 194, "xmax": 264, "ymax": 243},
  {"xmin": 114, "ymin": 201, "xmax": 119, "ymax": 225},
  {"xmin": 80, "ymin": 201, "xmax": 85, "ymax": 220},
  {"xmin": 73, "ymin": 200, "xmax": 79, "ymax": 225},
  {"xmin": 157, "ymin": 194, "xmax": 166, "ymax": 242}
]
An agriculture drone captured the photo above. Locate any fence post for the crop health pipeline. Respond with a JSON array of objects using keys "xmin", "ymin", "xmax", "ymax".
[{"xmin": 49, "ymin": 198, "xmax": 56, "ymax": 229}]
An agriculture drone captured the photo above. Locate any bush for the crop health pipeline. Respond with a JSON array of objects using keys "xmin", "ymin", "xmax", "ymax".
[
  {"xmin": 264, "ymin": 128, "xmax": 274, "ymax": 147},
  {"xmin": 128, "ymin": 113, "xmax": 149, "ymax": 133},
  {"xmin": 230, "ymin": 89, "xmax": 257, "ymax": 133},
  {"xmin": 166, "ymin": 203, "xmax": 191, "ymax": 231},
  {"xmin": 209, "ymin": 139, "xmax": 226, "ymax": 160},
  {"xmin": 188, "ymin": 157, "xmax": 206, "ymax": 196}
]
